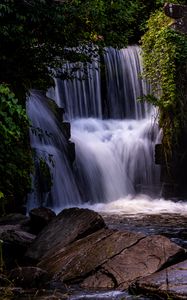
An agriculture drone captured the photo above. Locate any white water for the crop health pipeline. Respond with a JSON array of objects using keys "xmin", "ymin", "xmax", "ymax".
[
  {"xmin": 79, "ymin": 196, "xmax": 187, "ymax": 216},
  {"xmin": 104, "ymin": 46, "xmax": 151, "ymax": 119},
  {"xmin": 27, "ymin": 90, "xmax": 81, "ymax": 211},
  {"xmin": 71, "ymin": 117, "xmax": 160, "ymax": 204},
  {"xmin": 27, "ymin": 46, "xmax": 187, "ymax": 215},
  {"xmin": 48, "ymin": 60, "xmax": 102, "ymax": 119}
]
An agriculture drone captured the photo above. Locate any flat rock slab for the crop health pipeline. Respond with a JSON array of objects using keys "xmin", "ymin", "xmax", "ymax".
[
  {"xmin": 134, "ymin": 259, "xmax": 187, "ymax": 299},
  {"xmin": 38, "ymin": 229, "xmax": 145, "ymax": 282},
  {"xmin": 38, "ymin": 227, "xmax": 185, "ymax": 290},
  {"xmin": 82, "ymin": 235, "xmax": 185, "ymax": 290},
  {"xmin": 26, "ymin": 207, "xmax": 106, "ymax": 261}
]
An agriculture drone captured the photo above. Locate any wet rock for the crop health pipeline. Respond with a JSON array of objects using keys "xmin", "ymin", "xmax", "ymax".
[
  {"xmin": 38, "ymin": 229, "xmax": 145, "ymax": 283},
  {"xmin": 81, "ymin": 271, "xmax": 115, "ymax": 289},
  {"xmin": 29, "ymin": 207, "xmax": 56, "ymax": 234},
  {"xmin": 0, "ymin": 227, "xmax": 35, "ymax": 246},
  {"xmin": 99, "ymin": 235, "xmax": 185, "ymax": 289},
  {"xmin": 61, "ymin": 122, "xmax": 71, "ymax": 140},
  {"xmin": 0, "ymin": 213, "xmax": 29, "ymax": 226},
  {"xmin": 134, "ymin": 259, "xmax": 187, "ymax": 299},
  {"xmin": 179, "ymin": 229, "xmax": 187, "ymax": 240},
  {"xmin": 0, "ymin": 227, "xmax": 35, "ymax": 268},
  {"xmin": 26, "ymin": 207, "xmax": 106, "ymax": 262},
  {"xmin": 164, "ymin": 3, "xmax": 186, "ymax": 19},
  {"xmin": 9, "ymin": 266, "xmax": 50, "ymax": 288},
  {"xmin": 38, "ymin": 230, "xmax": 185, "ymax": 290}
]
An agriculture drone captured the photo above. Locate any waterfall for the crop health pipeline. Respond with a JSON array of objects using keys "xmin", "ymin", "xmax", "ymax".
[
  {"xmin": 28, "ymin": 46, "xmax": 160, "ymax": 210},
  {"xmin": 104, "ymin": 47, "xmax": 151, "ymax": 119},
  {"xmin": 48, "ymin": 60, "xmax": 102, "ymax": 120},
  {"xmin": 27, "ymin": 90, "xmax": 81, "ymax": 211},
  {"xmin": 72, "ymin": 118, "xmax": 160, "ymax": 204}
]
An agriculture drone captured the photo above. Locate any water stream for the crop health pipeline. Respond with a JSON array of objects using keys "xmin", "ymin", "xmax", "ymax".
[
  {"xmin": 28, "ymin": 45, "xmax": 187, "ymax": 215},
  {"xmin": 27, "ymin": 45, "xmax": 187, "ymax": 299}
]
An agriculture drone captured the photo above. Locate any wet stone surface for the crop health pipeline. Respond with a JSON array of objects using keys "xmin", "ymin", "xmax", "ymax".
[
  {"xmin": 2, "ymin": 210, "xmax": 187, "ymax": 300},
  {"xmin": 134, "ymin": 259, "xmax": 187, "ymax": 300},
  {"xmin": 101, "ymin": 213, "xmax": 187, "ymax": 249}
]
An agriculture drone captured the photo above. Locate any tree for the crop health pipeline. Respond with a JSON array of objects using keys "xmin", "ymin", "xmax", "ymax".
[{"xmin": 0, "ymin": 0, "xmax": 168, "ymax": 95}]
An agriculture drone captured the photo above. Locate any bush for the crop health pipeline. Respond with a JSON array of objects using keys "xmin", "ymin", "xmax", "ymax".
[{"xmin": 0, "ymin": 84, "xmax": 33, "ymax": 214}]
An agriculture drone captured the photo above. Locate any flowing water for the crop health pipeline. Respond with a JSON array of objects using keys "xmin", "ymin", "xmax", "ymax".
[
  {"xmin": 27, "ymin": 45, "xmax": 187, "ymax": 299},
  {"xmin": 47, "ymin": 46, "xmax": 160, "ymax": 208},
  {"xmin": 27, "ymin": 90, "xmax": 81, "ymax": 211},
  {"xmin": 28, "ymin": 45, "xmax": 187, "ymax": 215}
]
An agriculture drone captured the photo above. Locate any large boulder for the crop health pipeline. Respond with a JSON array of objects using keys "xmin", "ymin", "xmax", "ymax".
[
  {"xmin": 26, "ymin": 207, "xmax": 106, "ymax": 262},
  {"xmin": 29, "ymin": 207, "xmax": 56, "ymax": 234},
  {"xmin": 38, "ymin": 229, "xmax": 185, "ymax": 290},
  {"xmin": 0, "ymin": 226, "xmax": 35, "ymax": 268},
  {"xmin": 38, "ymin": 229, "xmax": 145, "ymax": 280},
  {"xmin": 134, "ymin": 259, "xmax": 187, "ymax": 299},
  {"xmin": 94, "ymin": 234, "xmax": 185, "ymax": 290}
]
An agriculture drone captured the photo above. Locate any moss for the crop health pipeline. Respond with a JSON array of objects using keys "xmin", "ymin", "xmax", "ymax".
[{"xmin": 141, "ymin": 9, "xmax": 187, "ymax": 161}]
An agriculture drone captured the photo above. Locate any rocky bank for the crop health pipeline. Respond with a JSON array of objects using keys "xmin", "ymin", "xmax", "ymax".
[{"xmin": 0, "ymin": 207, "xmax": 187, "ymax": 299}]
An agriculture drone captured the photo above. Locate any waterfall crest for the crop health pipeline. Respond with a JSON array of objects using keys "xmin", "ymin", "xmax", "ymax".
[
  {"xmin": 104, "ymin": 46, "xmax": 151, "ymax": 119},
  {"xmin": 28, "ymin": 46, "xmax": 160, "ymax": 210}
]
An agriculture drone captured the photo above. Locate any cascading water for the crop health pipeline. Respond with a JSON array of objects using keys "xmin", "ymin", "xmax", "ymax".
[
  {"xmin": 104, "ymin": 46, "xmax": 151, "ymax": 119},
  {"xmin": 48, "ymin": 59, "xmax": 102, "ymax": 119},
  {"xmin": 27, "ymin": 90, "xmax": 81, "ymax": 211},
  {"xmin": 28, "ymin": 45, "xmax": 161, "ymax": 211},
  {"xmin": 72, "ymin": 118, "xmax": 160, "ymax": 204}
]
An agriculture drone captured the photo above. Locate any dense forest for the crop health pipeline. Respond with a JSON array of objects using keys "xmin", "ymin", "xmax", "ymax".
[{"xmin": 0, "ymin": 0, "xmax": 186, "ymax": 214}]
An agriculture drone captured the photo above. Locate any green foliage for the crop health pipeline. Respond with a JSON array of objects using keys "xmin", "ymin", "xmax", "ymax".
[
  {"xmin": 0, "ymin": 0, "xmax": 167, "ymax": 96},
  {"xmin": 0, "ymin": 84, "xmax": 33, "ymax": 214},
  {"xmin": 1, "ymin": 0, "xmax": 184, "ymax": 213},
  {"xmin": 141, "ymin": 8, "xmax": 187, "ymax": 156}
]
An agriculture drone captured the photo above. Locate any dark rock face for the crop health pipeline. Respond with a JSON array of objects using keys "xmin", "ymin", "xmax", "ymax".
[
  {"xmin": 38, "ymin": 228, "xmax": 185, "ymax": 290},
  {"xmin": 81, "ymin": 271, "xmax": 115, "ymax": 289},
  {"xmin": 164, "ymin": 3, "xmax": 187, "ymax": 35},
  {"xmin": 26, "ymin": 207, "xmax": 106, "ymax": 262},
  {"xmin": 98, "ymin": 235, "xmax": 185, "ymax": 290},
  {"xmin": 164, "ymin": 3, "xmax": 186, "ymax": 19},
  {"xmin": 0, "ymin": 227, "xmax": 35, "ymax": 246},
  {"xmin": 5, "ymin": 208, "xmax": 186, "ymax": 298},
  {"xmin": 0, "ymin": 226, "xmax": 35, "ymax": 268},
  {"xmin": 0, "ymin": 214, "xmax": 29, "ymax": 226},
  {"xmin": 134, "ymin": 259, "xmax": 187, "ymax": 300},
  {"xmin": 29, "ymin": 207, "xmax": 56, "ymax": 234},
  {"xmin": 38, "ymin": 229, "xmax": 145, "ymax": 281},
  {"xmin": 9, "ymin": 267, "xmax": 50, "ymax": 288}
]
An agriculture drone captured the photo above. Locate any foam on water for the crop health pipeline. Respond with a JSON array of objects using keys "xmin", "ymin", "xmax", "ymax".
[{"xmin": 78, "ymin": 195, "xmax": 187, "ymax": 216}]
